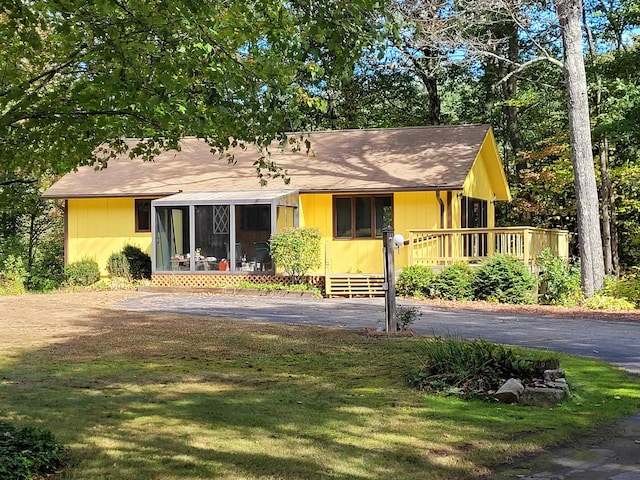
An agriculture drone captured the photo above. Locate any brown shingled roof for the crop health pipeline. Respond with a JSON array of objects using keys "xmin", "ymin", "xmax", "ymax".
[{"xmin": 44, "ymin": 124, "xmax": 493, "ymax": 198}]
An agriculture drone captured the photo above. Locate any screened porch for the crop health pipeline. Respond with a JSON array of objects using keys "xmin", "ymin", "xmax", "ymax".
[{"xmin": 152, "ymin": 190, "xmax": 299, "ymax": 274}]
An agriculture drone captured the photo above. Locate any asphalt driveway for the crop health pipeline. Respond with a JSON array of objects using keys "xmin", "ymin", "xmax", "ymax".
[{"xmin": 118, "ymin": 293, "xmax": 640, "ymax": 374}]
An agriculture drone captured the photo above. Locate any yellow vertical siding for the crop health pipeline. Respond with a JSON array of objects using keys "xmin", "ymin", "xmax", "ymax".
[
  {"xmin": 393, "ymin": 192, "xmax": 441, "ymax": 269},
  {"xmin": 463, "ymin": 152, "xmax": 495, "ymax": 201},
  {"xmin": 462, "ymin": 152, "xmax": 499, "ymax": 228},
  {"xmin": 67, "ymin": 198, "xmax": 152, "ymax": 275},
  {"xmin": 299, "ymin": 192, "xmax": 442, "ymax": 274}
]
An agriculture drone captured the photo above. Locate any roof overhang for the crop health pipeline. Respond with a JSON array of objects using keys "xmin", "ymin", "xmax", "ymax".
[{"xmin": 151, "ymin": 189, "xmax": 299, "ymax": 207}]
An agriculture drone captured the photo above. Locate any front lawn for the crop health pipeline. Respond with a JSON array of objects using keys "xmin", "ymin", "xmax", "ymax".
[{"xmin": 0, "ymin": 308, "xmax": 638, "ymax": 479}]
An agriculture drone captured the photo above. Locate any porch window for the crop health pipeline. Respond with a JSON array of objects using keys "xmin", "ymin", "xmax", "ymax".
[
  {"xmin": 334, "ymin": 195, "xmax": 392, "ymax": 239},
  {"xmin": 135, "ymin": 199, "xmax": 152, "ymax": 232}
]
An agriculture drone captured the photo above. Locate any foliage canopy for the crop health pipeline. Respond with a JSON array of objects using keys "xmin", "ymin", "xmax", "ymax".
[{"xmin": 0, "ymin": 0, "xmax": 382, "ymax": 182}]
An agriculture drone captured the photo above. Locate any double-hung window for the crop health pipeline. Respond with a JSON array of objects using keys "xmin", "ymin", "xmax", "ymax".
[{"xmin": 334, "ymin": 195, "xmax": 392, "ymax": 239}]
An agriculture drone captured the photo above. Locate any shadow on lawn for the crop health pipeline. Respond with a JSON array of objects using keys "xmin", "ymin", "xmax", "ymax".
[{"xmin": 0, "ymin": 307, "xmax": 490, "ymax": 480}]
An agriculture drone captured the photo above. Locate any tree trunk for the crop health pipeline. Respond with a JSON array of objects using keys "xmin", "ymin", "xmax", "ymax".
[
  {"xmin": 502, "ymin": 23, "xmax": 524, "ymax": 162},
  {"xmin": 599, "ymin": 137, "xmax": 614, "ymax": 275},
  {"xmin": 583, "ymin": 5, "xmax": 619, "ymax": 277},
  {"xmin": 611, "ymin": 206, "xmax": 620, "ymax": 276},
  {"xmin": 413, "ymin": 53, "xmax": 441, "ymax": 125},
  {"xmin": 555, "ymin": 0, "xmax": 605, "ymax": 296}
]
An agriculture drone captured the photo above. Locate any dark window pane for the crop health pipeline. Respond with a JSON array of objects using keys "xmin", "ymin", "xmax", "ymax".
[
  {"xmin": 135, "ymin": 199, "xmax": 151, "ymax": 232},
  {"xmin": 335, "ymin": 198, "xmax": 352, "ymax": 238},
  {"xmin": 355, "ymin": 197, "xmax": 372, "ymax": 237},
  {"xmin": 375, "ymin": 196, "xmax": 392, "ymax": 237}
]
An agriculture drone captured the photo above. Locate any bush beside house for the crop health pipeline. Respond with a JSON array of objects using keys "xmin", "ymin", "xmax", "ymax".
[
  {"xmin": 269, "ymin": 228, "xmax": 321, "ymax": 284},
  {"xmin": 396, "ymin": 252, "xmax": 640, "ymax": 310}
]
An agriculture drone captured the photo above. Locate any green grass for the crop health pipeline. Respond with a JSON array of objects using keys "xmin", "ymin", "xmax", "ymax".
[
  {"xmin": 0, "ymin": 310, "xmax": 639, "ymax": 479},
  {"xmin": 233, "ymin": 281, "xmax": 322, "ymax": 295}
]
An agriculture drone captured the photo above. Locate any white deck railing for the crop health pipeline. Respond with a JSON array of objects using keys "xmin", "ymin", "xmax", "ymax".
[{"xmin": 408, "ymin": 227, "xmax": 570, "ymax": 267}]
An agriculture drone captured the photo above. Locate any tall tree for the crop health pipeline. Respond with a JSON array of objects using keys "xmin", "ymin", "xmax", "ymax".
[
  {"xmin": 398, "ymin": 0, "xmax": 606, "ymax": 294},
  {"xmin": 556, "ymin": 0, "xmax": 605, "ymax": 295}
]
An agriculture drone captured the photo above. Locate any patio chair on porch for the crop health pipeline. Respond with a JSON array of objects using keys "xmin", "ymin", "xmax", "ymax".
[{"xmin": 253, "ymin": 242, "xmax": 271, "ymax": 271}]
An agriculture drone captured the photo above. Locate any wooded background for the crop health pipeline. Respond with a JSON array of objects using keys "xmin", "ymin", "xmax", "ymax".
[{"xmin": 1, "ymin": 0, "xmax": 639, "ymax": 293}]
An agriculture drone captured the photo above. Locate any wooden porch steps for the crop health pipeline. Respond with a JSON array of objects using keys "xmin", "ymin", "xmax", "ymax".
[{"xmin": 326, "ymin": 274, "xmax": 385, "ymax": 298}]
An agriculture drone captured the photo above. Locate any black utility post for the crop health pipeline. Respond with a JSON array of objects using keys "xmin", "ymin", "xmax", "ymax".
[{"xmin": 382, "ymin": 227, "xmax": 397, "ymax": 333}]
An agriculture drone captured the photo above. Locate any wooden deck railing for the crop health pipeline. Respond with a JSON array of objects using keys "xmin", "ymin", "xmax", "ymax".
[{"xmin": 408, "ymin": 227, "xmax": 570, "ymax": 267}]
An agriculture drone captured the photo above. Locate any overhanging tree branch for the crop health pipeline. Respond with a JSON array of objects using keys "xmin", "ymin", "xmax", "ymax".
[{"xmin": 495, "ymin": 55, "xmax": 564, "ymax": 85}]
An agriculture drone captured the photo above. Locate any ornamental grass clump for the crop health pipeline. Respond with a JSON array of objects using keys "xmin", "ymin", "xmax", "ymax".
[{"xmin": 407, "ymin": 336, "xmax": 534, "ymax": 399}]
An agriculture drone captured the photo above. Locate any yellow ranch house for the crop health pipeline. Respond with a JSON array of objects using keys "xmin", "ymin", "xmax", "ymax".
[{"xmin": 44, "ymin": 125, "xmax": 569, "ymax": 296}]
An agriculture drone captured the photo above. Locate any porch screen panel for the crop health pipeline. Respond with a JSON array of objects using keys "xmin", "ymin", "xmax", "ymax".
[
  {"xmin": 155, "ymin": 206, "xmax": 190, "ymax": 271},
  {"xmin": 236, "ymin": 205, "xmax": 272, "ymax": 271},
  {"xmin": 195, "ymin": 205, "xmax": 230, "ymax": 267},
  {"xmin": 461, "ymin": 196, "xmax": 488, "ymax": 257}
]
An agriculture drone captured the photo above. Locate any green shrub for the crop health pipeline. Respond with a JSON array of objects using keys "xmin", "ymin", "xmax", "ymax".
[
  {"xmin": 0, "ymin": 255, "xmax": 27, "ymax": 295},
  {"xmin": 407, "ymin": 336, "xmax": 534, "ymax": 399},
  {"xmin": 583, "ymin": 293, "xmax": 636, "ymax": 311},
  {"xmin": 64, "ymin": 257, "xmax": 100, "ymax": 286},
  {"xmin": 122, "ymin": 245, "xmax": 151, "ymax": 280},
  {"xmin": 474, "ymin": 254, "xmax": 536, "ymax": 304},
  {"xmin": 107, "ymin": 251, "xmax": 131, "ymax": 279},
  {"xmin": 431, "ymin": 263, "xmax": 476, "ymax": 300},
  {"xmin": 536, "ymin": 249, "xmax": 582, "ymax": 306},
  {"xmin": 396, "ymin": 305, "xmax": 421, "ymax": 331},
  {"xmin": 269, "ymin": 228, "xmax": 321, "ymax": 283},
  {"xmin": 602, "ymin": 269, "xmax": 640, "ymax": 307},
  {"xmin": 234, "ymin": 281, "xmax": 321, "ymax": 296},
  {"xmin": 27, "ymin": 232, "xmax": 65, "ymax": 292},
  {"xmin": 0, "ymin": 421, "xmax": 65, "ymax": 479},
  {"xmin": 396, "ymin": 265, "xmax": 436, "ymax": 297}
]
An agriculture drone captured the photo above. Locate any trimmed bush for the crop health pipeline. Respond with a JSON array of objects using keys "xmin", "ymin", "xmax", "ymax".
[
  {"xmin": 107, "ymin": 252, "xmax": 131, "ymax": 279},
  {"xmin": 431, "ymin": 263, "xmax": 476, "ymax": 300},
  {"xmin": 536, "ymin": 249, "xmax": 582, "ymax": 306},
  {"xmin": 269, "ymin": 228, "xmax": 321, "ymax": 283},
  {"xmin": 0, "ymin": 422, "xmax": 65, "ymax": 479},
  {"xmin": 122, "ymin": 245, "xmax": 151, "ymax": 280},
  {"xmin": 64, "ymin": 257, "xmax": 100, "ymax": 286},
  {"xmin": 474, "ymin": 254, "xmax": 536, "ymax": 304},
  {"xmin": 396, "ymin": 265, "xmax": 436, "ymax": 297}
]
